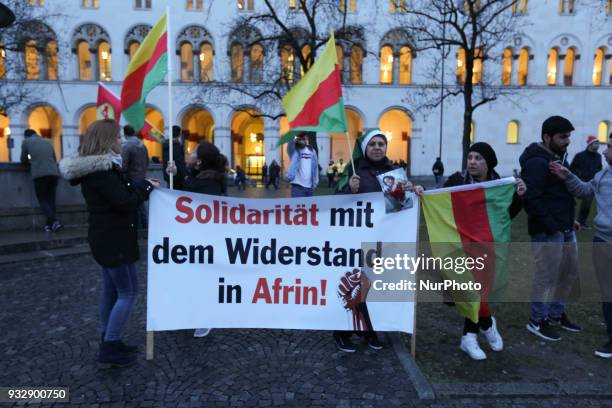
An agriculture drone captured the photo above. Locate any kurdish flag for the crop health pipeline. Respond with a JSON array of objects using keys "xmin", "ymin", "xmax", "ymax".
[
  {"xmin": 121, "ymin": 13, "xmax": 168, "ymax": 132},
  {"xmin": 278, "ymin": 32, "xmax": 347, "ymax": 145},
  {"xmin": 140, "ymin": 121, "xmax": 164, "ymax": 144},
  {"xmin": 421, "ymin": 178, "xmax": 516, "ymax": 322},
  {"xmin": 96, "ymin": 83, "xmax": 122, "ymax": 121}
]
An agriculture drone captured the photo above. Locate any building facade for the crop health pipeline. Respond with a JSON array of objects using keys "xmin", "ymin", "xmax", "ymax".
[{"xmin": 1, "ymin": 0, "xmax": 611, "ymax": 176}]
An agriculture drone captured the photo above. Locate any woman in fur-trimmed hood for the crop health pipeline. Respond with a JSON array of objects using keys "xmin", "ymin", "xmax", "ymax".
[{"xmin": 59, "ymin": 119, "xmax": 158, "ymax": 369}]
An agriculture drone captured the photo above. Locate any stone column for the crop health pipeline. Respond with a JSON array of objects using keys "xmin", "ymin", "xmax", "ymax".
[{"xmin": 214, "ymin": 126, "xmax": 232, "ymax": 165}]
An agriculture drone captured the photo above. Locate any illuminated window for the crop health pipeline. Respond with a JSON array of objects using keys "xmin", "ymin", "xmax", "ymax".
[
  {"xmin": 593, "ymin": 47, "xmax": 604, "ymax": 86},
  {"xmin": 199, "ymin": 43, "xmax": 213, "ymax": 82},
  {"xmin": 470, "ymin": 122, "xmax": 475, "ymax": 143},
  {"xmin": 607, "ymin": 0, "xmax": 612, "ymax": 15},
  {"xmin": 456, "ymin": 48, "xmax": 466, "ymax": 84},
  {"xmin": 280, "ymin": 45, "xmax": 294, "ymax": 84},
  {"xmin": 46, "ymin": 40, "xmax": 58, "ymax": 80},
  {"xmin": 77, "ymin": 41, "xmax": 92, "ymax": 80},
  {"xmin": 507, "ymin": 121, "xmax": 519, "ymax": 144},
  {"xmin": 231, "ymin": 43, "xmax": 244, "ymax": 82},
  {"xmin": 559, "ymin": 0, "xmax": 574, "ymax": 14},
  {"xmin": 340, "ymin": 0, "xmax": 356, "ymax": 13},
  {"xmin": 464, "ymin": 0, "xmax": 480, "ymax": 14},
  {"xmin": 547, "ymin": 48, "xmax": 558, "ymax": 85},
  {"xmin": 289, "ymin": 0, "xmax": 302, "ymax": 11},
  {"xmin": 28, "ymin": 0, "xmax": 45, "ymax": 5},
  {"xmin": 300, "ymin": 44, "xmax": 312, "ymax": 77},
  {"xmin": 473, "ymin": 48, "xmax": 483, "ymax": 84},
  {"xmin": 564, "ymin": 47, "xmax": 575, "ymax": 86},
  {"xmin": 180, "ymin": 43, "xmax": 194, "ymax": 82},
  {"xmin": 25, "ymin": 40, "xmax": 39, "ymax": 80},
  {"xmin": 186, "ymin": 0, "xmax": 203, "ymax": 10},
  {"xmin": 598, "ymin": 121, "xmax": 609, "ymax": 143},
  {"xmin": 128, "ymin": 41, "xmax": 140, "ymax": 61},
  {"xmin": 399, "ymin": 46, "xmax": 412, "ymax": 84},
  {"xmin": 350, "ymin": 45, "xmax": 363, "ymax": 84},
  {"xmin": 390, "ymin": 0, "xmax": 406, "ymax": 13},
  {"xmin": 457, "ymin": 48, "xmax": 482, "ymax": 84},
  {"xmin": 512, "ymin": 0, "xmax": 527, "ymax": 15},
  {"xmin": 0, "ymin": 42, "xmax": 5, "ymax": 79},
  {"xmin": 336, "ymin": 45, "xmax": 344, "ymax": 83},
  {"xmin": 249, "ymin": 43, "xmax": 263, "ymax": 83},
  {"xmin": 517, "ymin": 48, "xmax": 529, "ymax": 85},
  {"xmin": 82, "ymin": 0, "xmax": 99, "ymax": 8},
  {"xmin": 502, "ymin": 48, "xmax": 513, "ymax": 86},
  {"xmin": 98, "ymin": 41, "xmax": 111, "ymax": 81},
  {"xmin": 135, "ymin": 0, "xmax": 152, "ymax": 9},
  {"xmin": 380, "ymin": 46, "xmax": 393, "ymax": 84},
  {"xmin": 238, "ymin": 0, "xmax": 254, "ymax": 10}
]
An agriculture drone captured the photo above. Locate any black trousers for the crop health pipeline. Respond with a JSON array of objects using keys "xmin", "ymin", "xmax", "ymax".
[{"xmin": 33, "ymin": 176, "xmax": 58, "ymax": 226}]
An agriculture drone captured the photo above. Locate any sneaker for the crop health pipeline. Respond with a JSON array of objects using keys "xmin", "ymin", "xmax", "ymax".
[
  {"xmin": 366, "ymin": 333, "xmax": 383, "ymax": 350},
  {"xmin": 549, "ymin": 313, "xmax": 582, "ymax": 333},
  {"xmin": 594, "ymin": 340, "xmax": 612, "ymax": 359},
  {"xmin": 51, "ymin": 221, "xmax": 63, "ymax": 232},
  {"xmin": 193, "ymin": 328, "xmax": 211, "ymax": 338},
  {"xmin": 333, "ymin": 332, "xmax": 357, "ymax": 353},
  {"xmin": 460, "ymin": 333, "xmax": 486, "ymax": 360},
  {"xmin": 480, "ymin": 317, "xmax": 503, "ymax": 351},
  {"xmin": 526, "ymin": 318, "xmax": 561, "ymax": 341}
]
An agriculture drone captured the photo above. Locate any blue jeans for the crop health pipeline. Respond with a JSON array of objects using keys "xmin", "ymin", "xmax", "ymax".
[
  {"xmin": 291, "ymin": 184, "xmax": 314, "ymax": 197},
  {"xmin": 530, "ymin": 231, "xmax": 578, "ymax": 321},
  {"xmin": 593, "ymin": 236, "xmax": 612, "ymax": 338},
  {"xmin": 100, "ymin": 263, "xmax": 138, "ymax": 341}
]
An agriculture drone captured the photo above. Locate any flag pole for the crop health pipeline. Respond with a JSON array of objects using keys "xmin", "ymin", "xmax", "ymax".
[
  {"xmin": 345, "ymin": 131, "xmax": 356, "ymax": 175},
  {"xmin": 166, "ymin": 6, "xmax": 174, "ymax": 190}
]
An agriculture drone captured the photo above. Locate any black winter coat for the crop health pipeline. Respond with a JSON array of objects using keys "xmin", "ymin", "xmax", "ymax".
[
  {"xmin": 570, "ymin": 149, "xmax": 603, "ymax": 182},
  {"xmin": 339, "ymin": 158, "xmax": 396, "ymax": 194},
  {"xmin": 59, "ymin": 154, "xmax": 153, "ymax": 267},
  {"xmin": 519, "ymin": 143, "xmax": 575, "ymax": 235},
  {"xmin": 184, "ymin": 170, "xmax": 226, "ymax": 195}
]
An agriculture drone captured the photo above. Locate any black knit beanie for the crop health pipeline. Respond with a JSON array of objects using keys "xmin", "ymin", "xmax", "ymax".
[{"xmin": 469, "ymin": 142, "xmax": 498, "ymax": 170}]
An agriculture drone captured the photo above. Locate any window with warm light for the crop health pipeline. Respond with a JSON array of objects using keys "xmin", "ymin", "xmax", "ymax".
[
  {"xmin": 380, "ymin": 46, "xmax": 393, "ymax": 84},
  {"xmin": 473, "ymin": 48, "xmax": 483, "ymax": 84},
  {"xmin": 0, "ymin": 42, "xmax": 5, "ymax": 80},
  {"xmin": 128, "ymin": 41, "xmax": 140, "ymax": 61},
  {"xmin": 300, "ymin": 44, "xmax": 312, "ymax": 77},
  {"xmin": 598, "ymin": 121, "xmax": 609, "ymax": 143},
  {"xmin": 456, "ymin": 48, "xmax": 466, "ymax": 84},
  {"xmin": 464, "ymin": 0, "xmax": 480, "ymax": 14},
  {"xmin": 289, "ymin": 0, "xmax": 302, "ymax": 11},
  {"xmin": 399, "ymin": 46, "xmax": 412, "ymax": 84},
  {"xmin": 249, "ymin": 44, "xmax": 263, "ymax": 83},
  {"xmin": 98, "ymin": 41, "xmax": 111, "ymax": 81},
  {"xmin": 470, "ymin": 122, "xmax": 475, "ymax": 143},
  {"xmin": 559, "ymin": 0, "xmax": 574, "ymax": 14},
  {"xmin": 186, "ymin": 0, "xmax": 203, "ymax": 11},
  {"xmin": 502, "ymin": 48, "xmax": 513, "ymax": 86},
  {"xmin": 340, "ymin": 0, "xmax": 356, "ymax": 13},
  {"xmin": 28, "ymin": 0, "xmax": 45, "ymax": 6},
  {"xmin": 350, "ymin": 45, "xmax": 363, "ymax": 84},
  {"xmin": 517, "ymin": 48, "xmax": 529, "ymax": 85},
  {"xmin": 46, "ymin": 41, "xmax": 58, "ymax": 80},
  {"xmin": 231, "ymin": 43, "xmax": 244, "ymax": 82},
  {"xmin": 238, "ymin": 0, "xmax": 254, "ymax": 10},
  {"xmin": 180, "ymin": 43, "xmax": 194, "ymax": 82},
  {"xmin": 593, "ymin": 47, "xmax": 604, "ymax": 86},
  {"xmin": 135, "ymin": 0, "xmax": 152, "ymax": 9},
  {"xmin": 547, "ymin": 48, "xmax": 558, "ymax": 85},
  {"xmin": 512, "ymin": 0, "xmax": 527, "ymax": 15},
  {"xmin": 199, "ymin": 43, "xmax": 213, "ymax": 82},
  {"xmin": 564, "ymin": 47, "xmax": 575, "ymax": 86},
  {"xmin": 25, "ymin": 40, "xmax": 39, "ymax": 80},
  {"xmin": 607, "ymin": 0, "xmax": 612, "ymax": 15},
  {"xmin": 336, "ymin": 45, "xmax": 344, "ymax": 83},
  {"xmin": 280, "ymin": 45, "xmax": 294, "ymax": 84},
  {"xmin": 507, "ymin": 121, "xmax": 519, "ymax": 144},
  {"xmin": 77, "ymin": 41, "xmax": 92, "ymax": 80},
  {"xmin": 82, "ymin": 0, "xmax": 99, "ymax": 8},
  {"xmin": 390, "ymin": 0, "xmax": 406, "ymax": 13}
]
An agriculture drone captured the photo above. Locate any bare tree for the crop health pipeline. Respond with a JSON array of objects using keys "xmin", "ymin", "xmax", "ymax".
[{"xmin": 398, "ymin": 0, "xmax": 526, "ymax": 168}]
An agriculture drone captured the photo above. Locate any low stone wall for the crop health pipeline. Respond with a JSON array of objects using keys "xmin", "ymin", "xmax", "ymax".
[{"xmin": 0, "ymin": 163, "xmax": 163, "ymax": 232}]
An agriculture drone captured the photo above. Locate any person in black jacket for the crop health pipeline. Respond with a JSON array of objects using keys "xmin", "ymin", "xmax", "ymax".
[
  {"xmin": 432, "ymin": 157, "xmax": 444, "ymax": 186},
  {"xmin": 59, "ymin": 119, "xmax": 158, "ymax": 368},
  {"xmin": 441, "ymin": 142, "xmax": 526, "ymax": 360},
  {"xmin": 570, "ymin": 135, "xmax": 602, "ymax": 228},
  {"xmin": 162, "ymin": 125, "xmax": 186, "ymax": 190},
  {"xmin": 520, "ymin": 115, "xmax": 581, "ymax": 343}
]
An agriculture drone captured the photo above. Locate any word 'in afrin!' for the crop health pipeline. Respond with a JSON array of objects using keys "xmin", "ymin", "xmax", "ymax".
[{"xmin": 252, "ymin": 277, "xmax": 327, "ymax": 305}]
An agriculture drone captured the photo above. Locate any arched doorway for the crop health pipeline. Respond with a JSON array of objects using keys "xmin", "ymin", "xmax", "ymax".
[
  {"xmin": 330, "ymin": 108, "xmax": 363, "ymax": 163},
  {"xmin": 231, "ymin": 109, "xmax": 264, "ymax": 175},
  {"xmin": 145, "ymin": 107, "xmax": 164, "ymax": 160},
  {"xmin": 0, "ymin": 112, "xmax": 10, "ymax": 162},
  {"xmin": 181, "ymin": 107, "xmax": 214, "ymax": 155},
  {"xmin": 78, "ymin": 106, "xmax": 97, "ymax": 136},
  {"xmin": 28, "ymin": 105, "xmax": 63, "ymax": 160},
  {"xmin": 378, "ymin": 108, "xmax": 412, "ymax": 170}
]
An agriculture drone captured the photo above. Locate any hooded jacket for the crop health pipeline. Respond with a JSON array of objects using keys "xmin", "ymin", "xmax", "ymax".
[
  {"xmin": 519, "ymin": 143, "xmax": 575, "ymax": 235},
  {"xmin": 59, "ymin": 154, "xmax": 153, "ymax": 267}
]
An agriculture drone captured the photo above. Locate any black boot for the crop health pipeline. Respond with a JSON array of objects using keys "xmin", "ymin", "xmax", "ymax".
[
  {"xmin": 101, "ymin": 333, "xmax": 138, "ymax": 354},
  {"xmin": 98, "ymin": 341, "xmax": 137, "ymax": 368}
]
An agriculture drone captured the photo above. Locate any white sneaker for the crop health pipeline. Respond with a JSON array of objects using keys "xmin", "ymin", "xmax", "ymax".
[
  {"xmin": 460, "ymin": 333, "xmax": 487, "ymax": 360},
  {"xmin": 193, "ymin": 328, "xmax": 211, "ymax": 338},
  {"xmin": 480, "ymin": 317, "xmax": 503, "ymax": 351}
]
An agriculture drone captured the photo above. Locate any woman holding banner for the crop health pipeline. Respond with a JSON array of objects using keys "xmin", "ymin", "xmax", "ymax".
[
  {"xmin": 59, "ymin": 119, "xmax": 158, "ymax": 368},
  {"xmin": 438, "ymin": 142, "xmax": 526, "ymax": 360},
  {"xmin": 333, "ymin": 128, "xmax": 423, "ymax": 353}
]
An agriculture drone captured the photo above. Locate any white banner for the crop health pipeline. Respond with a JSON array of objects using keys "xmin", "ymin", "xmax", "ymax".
[{"xmin": 147, "ymin": 188, "xmax": 418, "ymax": 333}]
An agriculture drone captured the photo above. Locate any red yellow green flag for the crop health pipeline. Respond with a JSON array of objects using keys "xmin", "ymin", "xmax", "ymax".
[
  {"xmin": 96, "ymin": 83, "xmax": 122, "ymax": 121},
  {"xmin": 278, "ymin": 32, "xmax": 347, "ymax": 145},
  {"xmin": 421, "ymin": 178, "xmax": 516, "ymax": 322},
  {"xmin": 139, "ymin": 121, "xmax": 163, "ymax": 144},
  {"xmin": 121, "ymin": 13, "xmax": 168, "ymax": 132}
]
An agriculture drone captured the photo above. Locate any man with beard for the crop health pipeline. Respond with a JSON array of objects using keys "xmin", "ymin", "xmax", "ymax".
[
  {"xmin": 287, "ymin": 132, "xmax": 319, "ymax": 197},
  {"xmin": 520, "ymin": 116, "xmax": 581, "ymax": 342}
]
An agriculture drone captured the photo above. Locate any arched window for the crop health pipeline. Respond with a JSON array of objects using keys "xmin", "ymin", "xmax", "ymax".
[
  {"xmin": 598, "ymin": 121, "xmax": 609, "ymax": 143},
  {"xmin": 593, "ymin": 47, "xmax": 605, "ymax": 86},
  {"xmin": 473, "ymin": 48, "xmax": 483, "ymax": 84},
  {"xmin": 98, "ymin": 41, "xmax": 111, "ymax": 81},
  {"xmin": 390, "ymin": 0, "xmax": 407, "ymax": 13},
  {"xmin": 46, "ymin": 40, "xmax": 58, "ymax": 80},
  {"xmin": 502, "ymin": 48, "xmax": 513, "ymax": 86},
  {"xmin": 199, "ymin": 43, "xmax": 213, "ymax": 82},
  {"xmin": 280, "ymin": 45, "xmax": 294, "ymax": 84},
  {"xmin": 380, "ymin": 45, "xmax": 393, "ymax": 84},
  {"xmin": 559, "ymin": 0, "xmax": 574, "ymax": 14},
  {"xmin": 470, "ymin": 122, "xmax": 475, "ymax": 143},
  {"xmin": 564, "ymin": 47, "xmax": 575, "ymax": 86},
  {"xmin": 128, "ymin": 41, "xmax": 140, "ymax": 61},
  {"xmin": 464, "ymin": 0, "xmax": 480, "ymax": 14},
  {"xmin": 77, "ymin": 40, "xmax": 92, "ymax": 80},
  {"xmin": 237, "ymin": 0, "xmax": 254, "ymax": 10},
  {"xmin": 25, "ymin": 40, "xmax": 39, "ymax": 80},
  {"xmin": 336, "ymin": 45, "xmax": 344, "ymax": 83},
  {"xmin": 300, "ymin": 44, "xmax": 312, "ymax": 77},
  {"xmin": 0, "ymin": 41, "xmax": 5, "ymax": 79},
  {"xmin": 547, "ymin": 48, "xmax": 558, "ymax": 85},
  {"xmin": 340, "ymin": 0, "xmax": 356, "ymax": 13},
  {"xmin": 350, "ymin": 45, "xmax": 363, "ymax": 84},
  {"xmin": 180, "ymin": 43, "xmax": 193, "ymax": 82},
  {"xmin": 607, "ymin": 0, "xmax": 612, "ymax": 15},
  {"xmin": 231, "ymin": 43, "xmax": 244, "ymax": 82},
  {"xmin": 512, "ymin": 0, "xmax": 528, "ymax": 15},
  {"xmin": 456, "ymin": 48, "xmax": 466, "ymax": 84},
  {"xmin": 186, "ymin": 0, "xmax": 204, "ymax": 10},
  {"xmin": 399, "ymin": 46, "xmax": 412, "ymax": 84},
  {"xmin": 517, "ymin": 47, "xmax": 529, "ymax": 85},
  {"xmin": 249, "ymin": 43, "xmax": 264, "ymax": 83},
  {"xmin": 507, "ymin": 121, "xmax": 519, "ymax": 144}
]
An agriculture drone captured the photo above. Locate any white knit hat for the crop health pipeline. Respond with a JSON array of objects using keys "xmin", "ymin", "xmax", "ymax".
[{"xmin": 360, "ymin": 129, "xmax": 387, "ymax": 154}]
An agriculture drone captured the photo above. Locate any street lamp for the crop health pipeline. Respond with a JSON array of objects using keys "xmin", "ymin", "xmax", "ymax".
[{"xmin": 0, "ymin": 2, "xmax": 16, "ymax": 28}]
